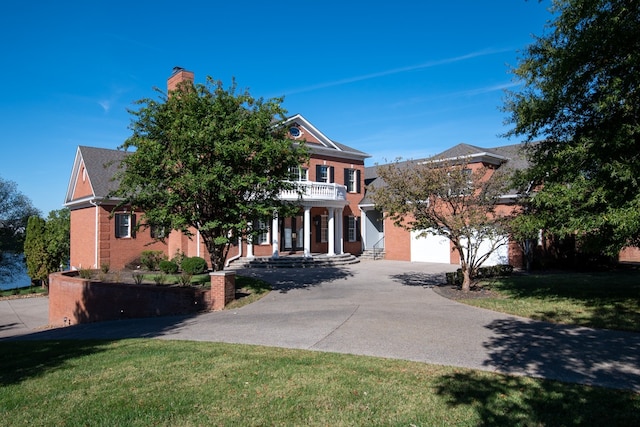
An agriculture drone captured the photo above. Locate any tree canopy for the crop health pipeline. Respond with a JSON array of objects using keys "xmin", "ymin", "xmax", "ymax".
[
  {"xmin": 114, "ymin": 77, "xmax": 308, "ymax": 271},
  {"xmin": 503, "ymin": 0, "xmax": 640, "ymax": 256},
  {"xmin": 0, "ymin": 176, "xmax": 40, "ymax": 283},
  {"xmin": 370, "ymin": 159, "xmax": 511, "ymax": 291}
]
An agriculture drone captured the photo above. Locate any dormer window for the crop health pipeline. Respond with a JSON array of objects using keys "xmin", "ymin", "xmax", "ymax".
[{"xmin": 289, "ymin": 127, "xmax": 301, "ymax": 138}]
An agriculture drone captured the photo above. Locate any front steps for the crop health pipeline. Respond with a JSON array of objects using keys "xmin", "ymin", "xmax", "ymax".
[
  {"xmin": 228, "ymin": 253, "xmax": 360, "ymax": 269},
  {"xmin": 359, "ymin": 249, "xmax": 386, "ymax": 260}
]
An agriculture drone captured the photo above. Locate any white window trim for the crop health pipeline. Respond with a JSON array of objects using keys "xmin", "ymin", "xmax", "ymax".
[
  {"xmin": 320, "ymin": 215, "xmax": 328, "ymax": 243},
  {"xmin": 347, "ymin": 216, "xmax": 357, "ymax": 242},
  {"xmin": 257, "ymin": 219, "xmax": 270, "ymax": 245},
  {"xmin": 115, "ymin": 213, "xmax": 132, "ymax": 238},
  {"xmin": 346, "ymin": 169, "xmax": 357, "ymax": 193}
]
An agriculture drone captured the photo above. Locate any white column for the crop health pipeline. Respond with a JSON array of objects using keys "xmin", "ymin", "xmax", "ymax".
[
  {"xmin": 304, "ymin": 206, "xmax": 311, "ymax": 257},
  {"xmin": 246, "ymin": 221, "xmax": 254, "ymax": 259},
  {"xmin": 327, "ymin": 207, "xmax": 335, "ymax": 256},
  {"xmin": 272, "ymin": 213, "xmax": 279, "ymax": 258},
  {"xmin": 336, "ymin": 208, "xmax": 344, "ymax": 254}
]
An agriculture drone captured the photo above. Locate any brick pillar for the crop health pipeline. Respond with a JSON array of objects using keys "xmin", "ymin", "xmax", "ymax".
[{"xmin": 209, "ymin": 271, "xmax": 235, "ymax": 310}]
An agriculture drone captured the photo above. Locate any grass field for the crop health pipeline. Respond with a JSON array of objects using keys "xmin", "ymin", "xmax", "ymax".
[
  {"xmin": 461, "ymin": 270, "xmax": 640, "ymax": 332},
  {"xmin": 1, "ymin": 339, "xmax": 639, "ymax": 426},
  {"xmin": 0, "ymin": 285, "xmax": 46, "ymax": 298}
]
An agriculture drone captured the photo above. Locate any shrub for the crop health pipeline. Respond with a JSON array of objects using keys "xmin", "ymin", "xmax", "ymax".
[
  {"xmin": 477, "ymin": 264, "xmax": 514, "ymax": 278},
  {"xmin": 446, "ymin": 264, "xmax": 514, "ymax": 287},
  {"xmin": 78, "ymin": 268, "xmax": 94, "ymax": 279},
  {"xmin": 159, "ymin": 260, "xmax": 179, "ymax": 274},
  {"xmin": 100, "ymin": 263, "xmax": 110, "ymax": 273},
  {"xmin": 181, "ymin": 256, "xmax": 207, "ymax": 275},
  {"xmin": 446, "ymin": 270, "xmax": 464, "ymax": 286},
  {"xmin": 153, "ymin": 274, "xmax": 167, "ymax": 285},
  {"xmin": 171, "ymin": 250, "xmax": 186, "ymax": 267},
  {"xmin": 140, "ymin": 250, "xmax": 166, "ymax": 271},
  {"xmin": 178, "ymin": 273, "xmax": 193, "ymax": 286},
  {"xmin": 132, "ymin": 273, "xmax": 144, "ymax": 285}
]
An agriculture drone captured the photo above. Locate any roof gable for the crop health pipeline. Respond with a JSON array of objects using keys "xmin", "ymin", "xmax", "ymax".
[
  {"xmin": 65, "ymin": 146, "xmax": 128, "ymax": 207},
  {"xmin": 429, "ymin": 143, "xmax": 508, "ymax": 166},
  {"xmin": 284, "ymin": 114, "xmax": 370, "ymax": 161}
]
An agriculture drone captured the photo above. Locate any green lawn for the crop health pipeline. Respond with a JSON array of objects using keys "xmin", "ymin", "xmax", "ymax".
[
  {"xmin": 0, "ymin": 285, "xmax": 46, "ymax": 298},
  {"xmin": 463, "ymin": 270, "xmax": 640, "ymax": 332},
  {"xmin": 1, "ymin": 340, "xmax": 638, "ymax": 426}
]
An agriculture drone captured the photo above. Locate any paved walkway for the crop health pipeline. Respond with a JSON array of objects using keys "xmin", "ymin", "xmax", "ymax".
[{"xmin": 1, "ymin": 260, "xmax": 639, "ymax": 392}]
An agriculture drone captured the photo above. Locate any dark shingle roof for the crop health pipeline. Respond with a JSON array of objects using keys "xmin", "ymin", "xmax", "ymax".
[
  {"xmin": 360, "ymin": 142, "xmax": 531, "ymax": 206},
  {"xmin": 79, "ymin": 146, "xmax": 129, "ymax": 198}
]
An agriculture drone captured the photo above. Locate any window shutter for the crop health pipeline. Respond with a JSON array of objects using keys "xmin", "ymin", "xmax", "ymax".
[
  {"xmin": 344, "ymin": 215, "xmax": 349, "ymax": 241},
  {"xmin": 356, "ymin": 169, "xmax": 361, "ymax": 193},
  {"xmin": 356, "ymin": 217, "xmax": 362, "ymax": 242},
  {"xmin": 114, "ymin": 215, "xmax": 120, "ymax": 238},
  {"xmin": 131, "ymin": 214, "xmax": 137, "ymax": 238},
  {"xmin": 329, "ymin": 166, "xmax": 334, "ymax": 183},
  {"xmin": 315, "ymin": 165, "xmax": 322, "ymax": 182},
  {"xmin": 344, "ymin": 168, "xmax": 349, "ymax": 186}
]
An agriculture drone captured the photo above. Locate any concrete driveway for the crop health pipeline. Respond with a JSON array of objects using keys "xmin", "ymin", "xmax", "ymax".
[{"xmin": 2, "ymin": 260, "xmax": 639, "ymax": 392}]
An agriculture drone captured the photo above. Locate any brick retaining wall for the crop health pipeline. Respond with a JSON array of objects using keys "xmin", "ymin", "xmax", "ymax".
[{"xmin": 49, "ymin": 271, "xmax": 235, "ymax": 327}]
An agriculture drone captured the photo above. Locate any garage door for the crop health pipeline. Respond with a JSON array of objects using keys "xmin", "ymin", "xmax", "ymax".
[
  {"xmin": 410, "ymin": 230, "xmax": 451, "ymax": 263},
  {"xmin": 460, "ymin": 234, "xmax": 510, "ymax": 266}
]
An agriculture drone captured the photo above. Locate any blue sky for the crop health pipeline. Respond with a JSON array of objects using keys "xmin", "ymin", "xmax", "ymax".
[{"xmin": 0, "ymin": 0, "xmax": 552, "ymax": 216}]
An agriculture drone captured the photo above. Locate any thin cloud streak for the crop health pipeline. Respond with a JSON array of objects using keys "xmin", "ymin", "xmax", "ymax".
[{"xmin": 285, "ymin": 48, "xmax": 513, "ymax": 95}]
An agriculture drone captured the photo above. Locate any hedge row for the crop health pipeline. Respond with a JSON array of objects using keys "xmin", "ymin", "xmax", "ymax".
[{"xmin": 445, "ymin": 264, "xmax": 513, "ymax": 286}]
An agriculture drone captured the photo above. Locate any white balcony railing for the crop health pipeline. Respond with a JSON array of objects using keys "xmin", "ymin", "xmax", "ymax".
[{"xmin": 280, "ymin": 181, "xmax": 347, "ymax": 202}]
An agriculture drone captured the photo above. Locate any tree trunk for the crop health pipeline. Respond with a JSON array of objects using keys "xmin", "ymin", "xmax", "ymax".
[
  {"xmin": 461, "ymin": 268, "xmax": 472, "ymax": 292},
  {"xmin": 204, "ymin": 241, "xmax": 227, "ymax": 272}
]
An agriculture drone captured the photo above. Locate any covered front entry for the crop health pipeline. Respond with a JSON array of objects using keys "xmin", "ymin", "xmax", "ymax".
[
  {"xmin": 281, "ymin": 215, "xmax": 304, "ymax": 252},
  {"xmin": 268, "ymin": 205, "xmax": 346, "ymax": 258}
]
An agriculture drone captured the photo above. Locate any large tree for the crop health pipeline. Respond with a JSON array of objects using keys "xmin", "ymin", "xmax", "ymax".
[
  {"xmin": 503, "ymin": 0, "xmax": 640, "ymax": 257},
  {"xmin": 24, "ymin": 216, "xmax": 49, "ymax": 284},
  {"xmin": 0, "ymin": 176, "xmax": 40, "ymax": 283},
  {"xmin": 24, "ymin": 209, "xmax": 70, "ymax": 285},
  {"xmin": 370, "ymin": 159, "xmax": 511, "ymax": 291},
  {"xmin": 114, "ymin": 77, "xmax": 308, "ymax": 271}
]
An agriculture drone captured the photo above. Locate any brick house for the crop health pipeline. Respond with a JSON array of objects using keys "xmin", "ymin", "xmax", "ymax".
[
  {"xmin": 359, "ymin": 143, "xmax": 527, "ymax": 267},
  {"xmin": 64, "ymin": 70, "xmax": 370, "ymax": 271}
]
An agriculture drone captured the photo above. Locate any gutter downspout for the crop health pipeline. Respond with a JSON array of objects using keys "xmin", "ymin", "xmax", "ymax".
[{"xmin": 225, "ymin": 236, "xmax": 243, "ymax": 268}]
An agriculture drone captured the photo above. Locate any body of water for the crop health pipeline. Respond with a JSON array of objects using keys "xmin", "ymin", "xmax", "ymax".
[{"xmin": 0, "ymin": 254, "xmax": 32, "ymax": 291}]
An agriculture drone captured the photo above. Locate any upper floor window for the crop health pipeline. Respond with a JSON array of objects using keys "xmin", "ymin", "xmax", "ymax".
[
  {"xmin": 345, "ymin": 168, "xmax": 361, "ymax": 193},
  {"xmin": 289, "ymin": 127, "xmax": 301, "ymax": 138},
  {"xmin": 115, "ymin": 213, "xmax": 132, "ymax": 238},
  {"xmin": 288, "ymin": 166, "xmax": 308, "ymax": 182},
  {"xmin": 316, "ymin": 165, "xmax": 334, "ymax": 183},
  {"xmin": 446, "ymin": 168, "xmax": 473, "ymax": 196},
  {"xmin": 150, "ymin": 225, "xmax": 165, "ymax": 239}
]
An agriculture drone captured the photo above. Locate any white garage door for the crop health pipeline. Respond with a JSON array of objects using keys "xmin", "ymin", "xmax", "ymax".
[
  {"xmin": 460, "ymin": 234, "xmax": 510, "ymax": 266},
  {"xmin": 410, "ymin": 230, "xmax": 451, "ymax": 263},
  {"xmin": 477, "ymin": 237, "xmax": 509, "ymax": 266}
]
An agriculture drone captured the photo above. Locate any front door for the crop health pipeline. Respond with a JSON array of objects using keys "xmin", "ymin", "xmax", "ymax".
[
  {"xmin": 282, "ymin": 215, "xmax": 304, "ymax": 251},
  {"xmin": 364, "ymin": 209, "xmax": 384, "ymax": 250}
]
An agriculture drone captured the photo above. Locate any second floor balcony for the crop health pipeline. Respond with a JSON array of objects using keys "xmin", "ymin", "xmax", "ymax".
[{"xmin": 280, "ymin": 181, "xmax": 347, "ymax": 203}]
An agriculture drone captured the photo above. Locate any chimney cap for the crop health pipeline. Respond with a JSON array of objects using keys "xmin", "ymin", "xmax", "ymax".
[{"xmin": 172, "ymin": 66, "xmax": 186, "ymax": 75}]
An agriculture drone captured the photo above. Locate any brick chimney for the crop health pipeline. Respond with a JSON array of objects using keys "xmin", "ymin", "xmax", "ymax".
[{"xmin": 167, "ymin": 66, "xmax": 194, "ymax": 92}]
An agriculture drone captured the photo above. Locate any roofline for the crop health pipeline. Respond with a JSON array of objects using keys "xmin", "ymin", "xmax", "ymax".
[
  {"xmin": 420, "ymin": 151, "xmax": 509, "ymax": 166},
  {"xmin": 307, "ymin": 144, "xmax": 370, "ymax": 161},
  {"xmin": 64, "ymin": 196, "xmax": 125, "ymax": 210}
]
